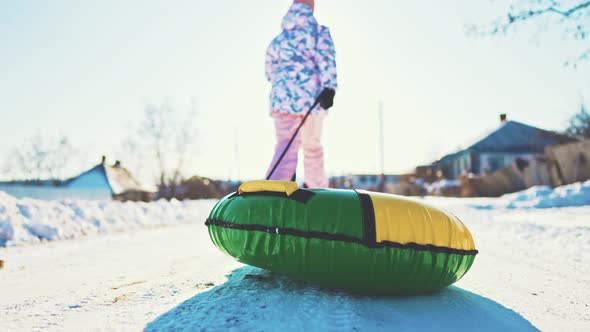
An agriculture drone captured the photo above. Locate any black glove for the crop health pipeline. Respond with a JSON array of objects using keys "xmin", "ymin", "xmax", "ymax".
[{"xmin": 318, "ymin": 88, "xmax": 335, "ymax": 110}]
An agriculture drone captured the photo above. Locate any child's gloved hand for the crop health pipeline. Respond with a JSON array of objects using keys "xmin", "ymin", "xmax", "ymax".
[{"xmin": 318, "ymin": 88, "xmax": 335, "ymax": 110}]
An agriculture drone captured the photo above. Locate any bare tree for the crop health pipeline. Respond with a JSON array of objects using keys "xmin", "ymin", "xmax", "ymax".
[
  {"xmin": 4, "ymin": 133, "xmax": 75, "ymax": 181},
  {"xmin": 170, "ymin": 102, "xmax": 198, "ymax": 187},
  {"xmin": 129, "ymin": 100, "xmax": 198, "ymax": 196},
  {"xmin": 139, "ymin": 101, "xmax": 173, "ymax": 187},
  {"xmin": 565, "ymin": 103, "xmax": 590, "ymax": 139},
  {"xmin": 45, "ymin": 135, "xmax": 75, "ymax": 180},
  {"xmin": 119, "ymin": 134, "xmax": 145, "ymax": 180},
  {"xmin": 468, "ymin": 1, "xmax": 590, "ymax": 67}
]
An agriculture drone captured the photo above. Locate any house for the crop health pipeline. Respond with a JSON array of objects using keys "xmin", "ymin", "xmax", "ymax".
[
  {"xmin": 164, "ymin": 177, "xmax": 241, "ymax": 200},
  {"xmin": 0, "ymin": 157, "xmax": 155, "ymax": 201},
  {"xmin": 329, "ymin": 174, "xmax": 427, "ymax": 196},
  {"xmin": 329, "ymin": 174, "xmax": 399, "ymax": 191},
  {"xmin": 66, "ymin": 157, "xmax": 156, "ymax": 201},
  {"xmin": 430, "ymin": 115, "xmax": 576, "ymax": 180}
]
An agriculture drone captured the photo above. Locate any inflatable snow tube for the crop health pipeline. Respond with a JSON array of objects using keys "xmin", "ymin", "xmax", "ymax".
[{"xmin": 205, "ymin": 181, "xmax": 478, "ymax": 294}]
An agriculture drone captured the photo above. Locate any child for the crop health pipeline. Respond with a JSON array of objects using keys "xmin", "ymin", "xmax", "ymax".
[{"xmin": 264, "ymin": 0, "xmax": 337, "ymax": 188}]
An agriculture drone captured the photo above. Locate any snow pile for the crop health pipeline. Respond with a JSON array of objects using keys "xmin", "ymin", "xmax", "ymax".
[
  {"xmin": 0, "ymin": 191, "xmax": 216, "ymax": 247},
  {"xmin": 502, "ymin": 180, "xmax": 590, "ymax": 209}
]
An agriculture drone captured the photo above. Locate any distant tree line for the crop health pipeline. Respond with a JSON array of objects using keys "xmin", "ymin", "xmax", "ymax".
[
  {"xmin": 4, "ymin": 97, "xmax": 588, "ymax": 189},
  {"xmin": 2, "ymin": 133, "xmax": 75, "ymax": 182}
]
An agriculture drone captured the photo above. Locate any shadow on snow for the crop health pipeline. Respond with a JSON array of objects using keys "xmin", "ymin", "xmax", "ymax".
[{"xmin": 145, "ymin": 266, "xmax": 537, "ymax": 332}]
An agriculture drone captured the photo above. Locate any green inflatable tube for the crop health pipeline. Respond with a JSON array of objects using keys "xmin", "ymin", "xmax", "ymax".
[{"xmin": 206, "ymin": 181, "xmax": 477, "ymax": 294}]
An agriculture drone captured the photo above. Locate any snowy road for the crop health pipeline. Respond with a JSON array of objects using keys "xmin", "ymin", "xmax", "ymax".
[
  {"xmin": 0, "ymin": 199, "xmax": 589, "ymax": 331},
  {"xmin": 0, "ymin": 221, "xmax": 239, "ymax": 331}
]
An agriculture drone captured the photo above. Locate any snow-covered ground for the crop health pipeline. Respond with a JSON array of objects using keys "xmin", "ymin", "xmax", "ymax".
[{"xmin": 0, "ymin": 185, "xmax": 589, "ymax": 331}]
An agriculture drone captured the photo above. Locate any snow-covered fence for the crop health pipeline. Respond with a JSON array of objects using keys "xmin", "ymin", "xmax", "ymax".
[
  {"xmin": 546, "ymin": 139, "xmax": 590, "ymax": 187},
  {"xmin": 461, "ymin": 158, "xmax": 551, "ymax": 197}
]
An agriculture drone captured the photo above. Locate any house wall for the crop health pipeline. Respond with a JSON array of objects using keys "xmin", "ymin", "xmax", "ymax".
[
  {"xmin": 477, "ymin": 153, "xmax": 539, "ymax": 174},
  {"xmin": 350, "ymin": 175, "xmax": 380, "ymax": 189},
  {"xmin": 330, "ymin": 175, "xmax": 400, "ymax": 191},
  {"xmin": 438, "ymin": 153, "xmax": 471, "ymax": 180},
  {"xmin": 453, "ymin": 154, "xmax": 471, "ymax": 178},
  {"xmin": 0, "ymin": 184, "xmax": 112, "ymax": 201}
]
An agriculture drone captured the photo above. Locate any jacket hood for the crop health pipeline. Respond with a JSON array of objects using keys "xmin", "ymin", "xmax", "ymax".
[{"xmin": 281, "ymin": 3, "xmax": 317, "ymax": 31}]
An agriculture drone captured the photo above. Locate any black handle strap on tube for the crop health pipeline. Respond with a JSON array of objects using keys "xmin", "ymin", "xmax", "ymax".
[{"xmin": 266, "ymin": 95, "xmax": 322, "ymax": 180}]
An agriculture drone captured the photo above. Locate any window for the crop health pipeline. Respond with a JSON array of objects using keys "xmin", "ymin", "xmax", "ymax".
[{"xmin": 487, "ymin": 155, "xmax": 505, "ymax": 173}]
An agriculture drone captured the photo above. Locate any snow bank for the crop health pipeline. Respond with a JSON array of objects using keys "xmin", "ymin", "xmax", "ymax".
[
  {"xmin": 0, "ymin": 191, "xmax": 216, "ymax": 247},
  {"xmin": 502, "ymin": 180, "xmax": 590, "ymax": 209}
]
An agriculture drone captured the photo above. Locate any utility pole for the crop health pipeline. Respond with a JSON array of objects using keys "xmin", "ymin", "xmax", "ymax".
[
  {"xmin": 378, "ymin": 101, "xmax": 385, "ymax": 192},
  {"xmin": 234, "ymin": 127, "xmax": 241, "ymax": 181}
]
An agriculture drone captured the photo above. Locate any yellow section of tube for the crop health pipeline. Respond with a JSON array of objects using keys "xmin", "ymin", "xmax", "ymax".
[
  {"xmin": 367, "ymin": 192, "xmax": 476, "ymax": 251},
  {"xmin": 238, "ymin": 180, "xmax": 299, "ymax": 196}
]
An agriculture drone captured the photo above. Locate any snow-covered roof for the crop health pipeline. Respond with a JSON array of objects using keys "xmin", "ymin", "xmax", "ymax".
[
  {"xmin": 103, "ymin": 164, "xmax": 157, "ymax": 195},
  {"xmin": 66, "ymin": 161, "xmax": 156, "ymax": 195}
]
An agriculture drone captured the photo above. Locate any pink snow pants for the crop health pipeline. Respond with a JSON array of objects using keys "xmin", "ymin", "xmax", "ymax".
[{"xmin": 265, "ymin": 112, "xmax": 328, "ymax": 188}]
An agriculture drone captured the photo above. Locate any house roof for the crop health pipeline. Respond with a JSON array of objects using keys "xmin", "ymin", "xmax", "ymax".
[
  {"xmin": 469, "ymin": 121, "xmax": 575, "ymax": 153},
  {"xmin": 436, "ymin": 150, "xmax": 471, "ymax": 165},
  {"xmin": 435, "ymin": 121, "xmax": 577, "ymax": 165},
  {"xmin": 66, "ymin": 161, "xmax": 156, "ymax": 195}
]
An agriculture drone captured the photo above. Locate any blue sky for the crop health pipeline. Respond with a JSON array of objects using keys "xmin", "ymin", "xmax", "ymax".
[{"xmin": 1, "ymin": 0, "xmax": 589, "ymax": 182}]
